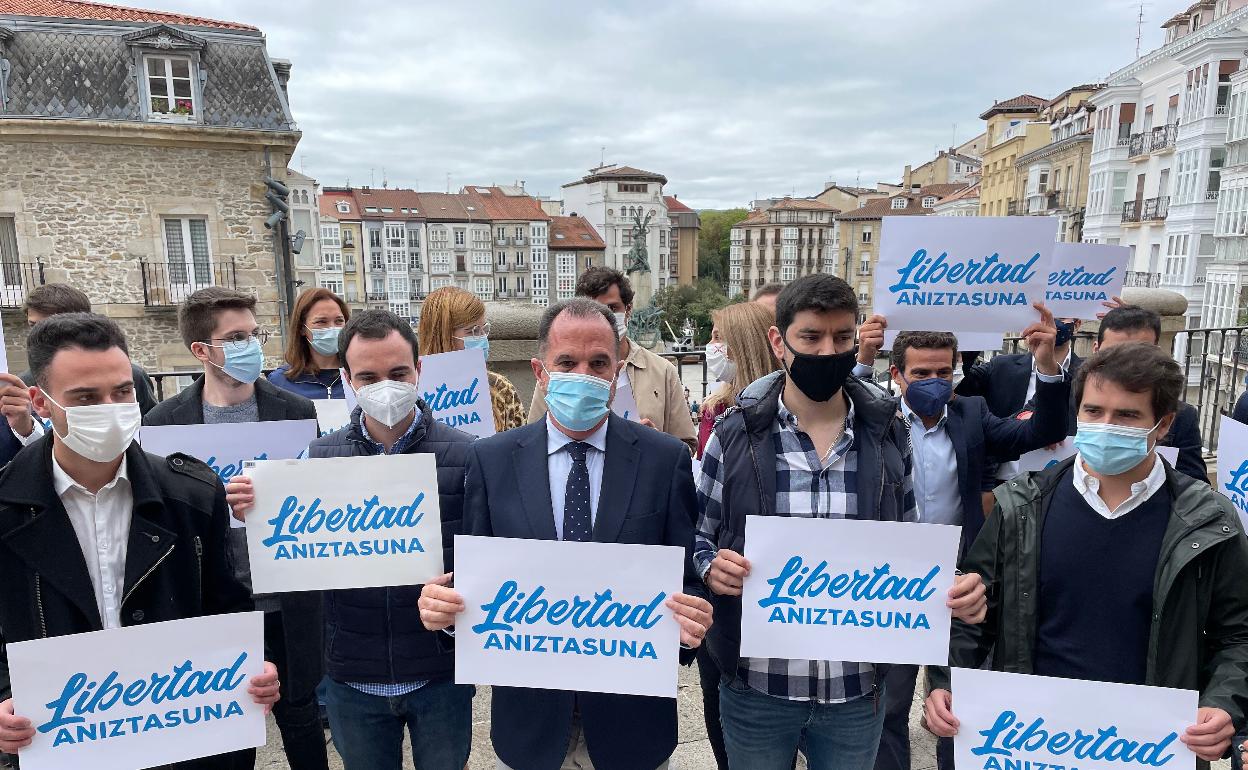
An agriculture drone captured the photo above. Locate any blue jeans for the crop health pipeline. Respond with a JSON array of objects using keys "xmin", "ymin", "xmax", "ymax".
[
  {"xmin": 323, "ymin": 677, "xmax": 474, "ymax": 770},
  {"xmin": 720, "ymin": 678, "xmax": 885, "ymax": 770}
]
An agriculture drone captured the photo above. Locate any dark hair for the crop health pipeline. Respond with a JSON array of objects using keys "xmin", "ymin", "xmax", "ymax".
[
  {"xmin": 178, "ymin": 288, "xmax": 257, "ymax": 348},
  {"xmin": 575, "ymin": 266, "xmax": 635, "ymax": 307},
  {"xmin": 284, "ymin": 287, "xmax": 350, "ymax": 378},
  {"xmin": 24, "ymin": 283, "xmax": 91, "ymax": 316},
  {"xmin": 28, "ymin": 312, "xmax": 129, "ymax": 388},
  {"xmin": 753, "ymin": 282, "xmax": 784, "ymax": 300},
  {"xmin": 892, "ymin": 331, "xmax": 958, "ymax": 372},
  {"xmin": 538, "ymin": 298, "xmax": 619, "ymax": 357},
  {"xmin": 1097, "ymin": 305, "xmax": 1161, "ymax": 345},
  {"xmin": 775, "ymin": 274, "xmax": 858, "ymax": 335},
  {"xmin": 339, "ymin": 309, "xmax": 418, "ymax": 374},
  {"xmin": 1074, "ymin": 342, "xmax": 1182, "ymax": 422}
]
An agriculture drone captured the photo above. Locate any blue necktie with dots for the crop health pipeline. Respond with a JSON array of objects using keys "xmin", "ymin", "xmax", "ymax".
[{"xmin": 563, "ymin": 442, "xmax": 593, "ymax": 542}]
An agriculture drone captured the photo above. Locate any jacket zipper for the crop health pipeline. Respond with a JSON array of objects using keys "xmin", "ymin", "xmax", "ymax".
[
  {"xmin": 194, "ymin": 536, "xmax": 203, "ymax": 604},
  {"xmin": 34, "ymin": 573, "xmax": 47, "ymax": 638},
  {"xmin": 121, "ymin": 543, "xmax": 175, "ymax": 609}
]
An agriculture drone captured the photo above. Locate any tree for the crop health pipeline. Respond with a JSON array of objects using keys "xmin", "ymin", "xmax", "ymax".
[
  {"xmin": 650, "ymin": 278, "xmax": 735, "ymax": 346},
  {"xmin": 697, "ymin": 208, "xmax": 750, "ymax": 288}
]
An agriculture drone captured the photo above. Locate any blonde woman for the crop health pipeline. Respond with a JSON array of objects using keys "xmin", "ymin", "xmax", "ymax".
[
  {"xmin": 698, "ymin": 301, "xmax": 780, "ymax": 459},
  {"xmin": 417, "ymin": 286, "xmax": 526, "ymax": 431}
]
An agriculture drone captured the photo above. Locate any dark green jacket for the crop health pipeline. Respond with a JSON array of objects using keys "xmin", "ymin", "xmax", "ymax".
[{"xmin": 931, "ymin": 457, "xmax": 1248, "ymax": 733}]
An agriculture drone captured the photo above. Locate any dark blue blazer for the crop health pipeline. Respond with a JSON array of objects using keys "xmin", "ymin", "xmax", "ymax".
[
  {"xmin": 462, "ymin": 414, "xmax": 703, "ymax": 770},
  {"xmin": 0, "ymin": 423, "xmax": 22, "ymax": 469},
  {"xmin": 1157, "ymin": 402, "xmax": 1208, "ymax": 484},
  {"xmin": 1236, "ymin": 392, "xmax": 1248, "ymax": 425},
  {"xmin": 955, "ymin": 350, "xmax": 1084, "ymax": 421}
]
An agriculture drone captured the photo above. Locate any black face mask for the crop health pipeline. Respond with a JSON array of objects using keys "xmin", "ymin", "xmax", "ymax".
[
  {"xmin": 782, "ymin": 338, "xmax": 858, "ymax": 403},
  {"xmin": 1055, "ymin": 319, "xmax": 1076, "ymax": 348}
]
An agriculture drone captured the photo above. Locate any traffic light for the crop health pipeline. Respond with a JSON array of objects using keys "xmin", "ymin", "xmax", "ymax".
[{"xmin": 264, "ymin": 176, "xmax": 289, "ymax": 230}]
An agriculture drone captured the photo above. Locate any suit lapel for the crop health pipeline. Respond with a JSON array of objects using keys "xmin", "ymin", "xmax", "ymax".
[
  {"xmin": 946, "ymin": 403, "xmax": 970, "ymax": 498},
  {"xmin": 593, "ymin": 416, "xmax": 638, "ymax": 543},
  {"xmin": 513, "ymin": 423, "xmax": 557, "ymax": 540},
  {"xmin": 1005, "ymin": 355, "xmax": 1032, "ymax": 412}
]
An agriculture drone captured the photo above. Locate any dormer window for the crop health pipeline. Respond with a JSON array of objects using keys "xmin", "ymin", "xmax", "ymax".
[
  {"xmin": 891, "ymin": 198, "xmax": 908, "ymax": 210},
  {"xmin": 336, "ymin": 202, "xmax": 350, "ymax": 214},
  {"xmin": 922, "ymin": 196, "xmax": 937, "ymax": 208},
  {"xmin": 145, "ymin": 54, "xmax": 196, "ymax": 120}
]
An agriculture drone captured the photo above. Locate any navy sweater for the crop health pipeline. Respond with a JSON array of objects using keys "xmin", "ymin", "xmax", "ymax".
[{"xmin": 1034, "ymin": 471, "xmax": 1170, "ymax": 685}]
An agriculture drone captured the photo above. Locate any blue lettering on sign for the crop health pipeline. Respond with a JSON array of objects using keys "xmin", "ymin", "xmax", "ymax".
[
  {"xmin": 971, "ymin": 710, "xmax": 1178, "ymax": 767},
  {"xmin": 38, "ymin": 653, "xmax": 249, "ymax": 734},
  {"xmin": 1045, "ymin": 290, "xmax": 1109, "ymax": 302},
  {"xmin": 262, "ymin": 494, "xmax": 426, "ymax": 548},
  {"xmin": 206, "ymin": 453, "xmax": 268, "ymax": 483},
  {"xmin": 436, "ymin": 412, "xmax": 483, "ymax": 429},
  {"xmin": 757, "ymin": 557, "xmax": 941, "ymax": 608},
  {"xmin": 481, "ymin": 632, "xmax": 658, "ymax": 659},
  {"xmin": 766, "ymin": 607, "xmax": 930, "ymax": 629},
  {"xmin": 1047, "ymin": 266, "xmax": 1117, "ymax": 287},
  {"xmin": 888, "ymin": 249, "xmax": 1041, "ymax": 292},
  {"xmin": 471, "ymin": 581, "xmax": 666, "ymax": 634},
  {"xmin": 272, "ymin": 537, "xmax": 425, "ymax": 560},
  {"xmin": 50, "ymin": 701, "xmax": 245, "ymax": 747},
  {"xmin": 423, "ymin": 378, "xmax": 481, "ymax": 413},
  {"xmin": 1224, "ymin": 459, "xmax": 1248, "ymax": 516}
]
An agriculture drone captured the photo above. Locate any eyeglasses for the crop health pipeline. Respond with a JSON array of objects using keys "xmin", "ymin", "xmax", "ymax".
[
  {"xmin": 202, "ymin": 330, "xmax": 270, "ymax": 352},
  {"xmin": 454, "ymin": 322, "xmax": 491, "ymax": 338}
]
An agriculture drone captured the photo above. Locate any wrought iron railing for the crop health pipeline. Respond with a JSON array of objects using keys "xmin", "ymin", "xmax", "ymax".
[
  {"xmin": 140, "ymin": 259, "xmax": 236, "ymax": 307},
  {"xmin": 0, "ymin": 261, "xmax": 45, "ymax": 308}
]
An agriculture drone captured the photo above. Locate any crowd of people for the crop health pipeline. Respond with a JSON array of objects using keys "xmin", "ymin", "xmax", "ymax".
[{"xmin": 0, "ymin": 267, "xmax": 1244, "ymax": 770}]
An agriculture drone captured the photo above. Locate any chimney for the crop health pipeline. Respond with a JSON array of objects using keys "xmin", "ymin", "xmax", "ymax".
[
  {"xmin": 271, "ymin": 59, "xmax": 292, "ymax": 101},
  {"xmin": 520, "ymin": 180, "xmax": 526, "ymax": 190},
  {"xmin": 903, "ymin": 165, "xmax": 912, "ymax": 190}
]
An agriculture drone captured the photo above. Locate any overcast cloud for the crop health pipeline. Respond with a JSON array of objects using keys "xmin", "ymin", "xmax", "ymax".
[{"xmin": 160, "ymin": 0, "xmax": 1164, "ymax": 209}]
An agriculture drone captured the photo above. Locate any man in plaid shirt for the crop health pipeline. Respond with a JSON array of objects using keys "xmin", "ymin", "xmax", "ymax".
[{"xmin": 694, "ymin": 275, "xmax": 987, "ymax": 770}]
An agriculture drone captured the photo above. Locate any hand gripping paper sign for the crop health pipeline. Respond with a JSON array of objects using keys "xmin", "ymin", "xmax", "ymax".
[
  {"xmin": 6, "ymin": 612, "xmax": 266, "ymax": 770},
  {"xmin": 952, "ymin": 668, "xmax": 1197, "ymax": 770},
  {"xmin": 244, "ymin": 454, "xmax": 445, "ymax": 593},
  {"xmin": 875, "ymin": 216, "xmax": 1057, "ymax": 339},
  {"xmin": 1217, "ymin": 415, "xmax": 1248, "ymax": 532},
  {"xmin": 417, "ymin": 348, "xmax": 496, "ymax": 438},
  {"xmin": 454, "ymin": 535, "xmax": 684, "ymax": 698},
  {"xmin": 741, "ymin": 516, "xmax": 960, "ymax": 665}
]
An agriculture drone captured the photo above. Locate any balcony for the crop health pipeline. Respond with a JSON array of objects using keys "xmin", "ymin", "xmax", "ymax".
[
  {"xmin": 141, "ymin": 259, "xmax": 236, "ymax": 307},
  {"xmin": 0, "ymin": 261, "xmax": 45, "ymax": 308},
  {"xmin": 1124, "ymin": 271, "xmax": 1161, "ymax": 288},
  {"xmin": 366, "ymin": 292, "xmax": 387, "ymax": 302},
  {"xmin": 514, "ymin": 237, "xmax": 527, "ymax": 247},
  {"xmin": 1142, "ymin": 196, "xmax": 1170, "ymax": 221},
  {"xmin": 409, "ymin": 291, "xmax": 426, "ymax": 301},
  {"xmin": 1129, "ymin": 133, "xmax": 1148, "ymax": 158},
  {"xmin": 1121, "ymin": 200, "xmax": 1142, "ymax": 224},
  {"xmin": 495, "ymin": 262, "xmax": 511, "ymax": 272},
  {"xmin": 1007, "ymin": 200, "xmax": 1020, "ymax": 216},
  {"xmin": 515, "ymin": 288, "xmax": 528, "ymax": 298},
  {"xmin": 430, "ymin": 263, "xmax": 451, "ymax": 275},
  {"xmin": 1150, "ymin": 123, "xmax": 1178, "ymax": 153},
  {"xmin": 495, "ymin": 236, "xmax": 510, "ymax": 246},
  {"xmin": 497, "ymin": 290, "xmax": 511, "ymax": 298}
]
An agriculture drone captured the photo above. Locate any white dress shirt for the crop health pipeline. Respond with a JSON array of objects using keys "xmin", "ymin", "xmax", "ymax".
[
  {"xmin": 546, "ymin": 415, "xmax": 608, "ymax": 540},
  {"xmin": 52, "ymin": 454, "xmax": 132, "ymax": 629},
  {"xmin": 900, "ymin": 399, "xmax": 963, "ymax": 526},
  {"xmin": 1072, "ymin": 451, "xmax": 1167, "ymax": 520}
]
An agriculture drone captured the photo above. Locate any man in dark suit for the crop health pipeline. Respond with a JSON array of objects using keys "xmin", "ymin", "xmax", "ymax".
[
  {"xmin": 1090, "ymin": 305, "xmax": 1208, "ymax": 483},
  {"xmin": 419, "ymin": 298, "xmax": 712, "ymax": 770},
  {"xmin": 143, "ymin": 288, "xmax": 325, "ymax": 770},
  {"xmin": 854, "ymin": 314, "xmax": 1069, "ymax": 770},
  {"xmin": 953, "ymin": 316, "xmax": 1084, "ymax": 419}
]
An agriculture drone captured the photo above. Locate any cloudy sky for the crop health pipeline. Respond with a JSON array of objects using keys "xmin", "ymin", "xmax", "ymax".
[{"xmin": 164, "ymin": 0, "xmax": 1164, "ymax": 209}]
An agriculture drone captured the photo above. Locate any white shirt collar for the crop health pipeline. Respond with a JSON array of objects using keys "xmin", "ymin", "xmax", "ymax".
[
  {"xmin": 546, "ymin": 414, "xmax": 610, "ymax": 457},
  {"xmin": 1032, "ymin": 348, "xmax": 1073, "ymax": 374},
  {"xmin": 52, "ymin": 452, "xmax": 129, "ymax": 498},
  {"xmin": 1072, "ymin": 451, "xmax": 1167, "ymax": 519}
]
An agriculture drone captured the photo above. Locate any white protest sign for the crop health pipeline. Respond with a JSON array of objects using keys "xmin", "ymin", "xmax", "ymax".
[
  {"xmin": 454, "ymin": 535, "xmax": 684, "ymax": 698},
  {"xmin": 953, "ymin": 668, "xmax": 1197, "ymax": 770},
  {"xmin": 140, "ymin": 420, "xmax": 317, "ymax": 529},
  {"xmin": 244, "ymin": 453, "xmax": 444, "ymax": 593},
  {"xmin": 1217, "ymin": 415, "xmax": 1248, "ymax": 531},
  {"xmin": 417, "ymin": 348, "xmax": 495, "ymax": 438},
  {"xmin": 0, "ymin": 311, "xmax": 8, "ymax": 373},
  {"xmin": 340, "ymin": 368, "xmax": 358, "ymax": 411},
  {"xmin": 741, "ymin": 516, "xmax": 959, "ymax": 665},
  {"xmin": 875, "ymin": 216, "xmax": 1056, "ymax": 337},
  {"xmin": 1044, "ymin": 242, "xmax": 1129, "ymax": 319},
  {"xmin": 312, "ymin": 398, "xmax": 352, "ymax": 437},
  {"xmin": 884, "ymin": 330, "xmax": 1005, "ymax": 351},
  {"xmin": 7, "ymin": 612, "xmax": 266, "ymax": 770},
  {"xmin": 611, "ymin": 370, "xmax": 640, "ymax": 422},
  {"xmin": 1018, "ymin": 443, "xmax": 1179, "ymax": 474}
]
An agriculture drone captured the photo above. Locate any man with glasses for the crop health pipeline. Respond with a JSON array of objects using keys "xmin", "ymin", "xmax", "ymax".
[{"xmin": 144, "ymin": 288, "xmax": 326, "ymax": 770}]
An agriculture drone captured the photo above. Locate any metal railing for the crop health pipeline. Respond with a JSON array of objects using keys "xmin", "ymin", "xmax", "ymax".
[
  {"xmin": 1142, "ymin": 195, "xmax": 1170, "ymax": 220},
  {"xmin": 1129, "ymin": 132, "xmax": 1148, "ymax": 157},
  {"xmin": 141, "ymin": 259, "xmax": 236, "ymax": 307},
  {"xmin": 1124, "ymin": 270, "xmax": 1161, "ymax": 287},
  {"xmin": 1174, "ymin": 326, "xmax": 1248, "ymax": 454},
  {"xmin": 658, "ymin": 350, "xmax": 711, "ymax": 401},
  {"xmin": 1121, "ymin": 200, "xmax": 1142, "ymax": 223},
  {"xmin": 0, "ymin": 261, "xmax": 46, "ymax": 308},
  {"xmin": 1150, "ymin": 123, "xmax": 1178, "ymax": 152}
]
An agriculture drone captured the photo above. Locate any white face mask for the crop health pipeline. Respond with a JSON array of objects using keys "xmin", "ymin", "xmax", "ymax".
[
  {"xmin": 613, "ymin": 312, "xmax": 628, "ymax": 340},
  {"xmin": 41, "ymin": 392, "xmax": 141, "ymax": 463},
  {"xmin": 705, "ymin": 343, "xmax": 737, "ymax": 383},
  {"xmin": 355, "ymin": 379, "xmax": 420, "ymax": 429}
]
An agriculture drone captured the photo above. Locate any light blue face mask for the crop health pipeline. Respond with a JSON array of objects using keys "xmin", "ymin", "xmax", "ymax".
[
  {"xmin": 544, "ymin": 368, "xmax": 614, "ymax": 432},
  {"xmin": 459, "ymin": 334, "xmax": 490, "ymax": 359},
  {"xmin": 307, "ymin": 326, "xmax": 341, "ymax": 357},
  {"xmin": 1073, "ymin": 419, "xmax": 1162, "ymax": 476},
  {"xmin": 211, "ymin": 336, "xmax": 264, "ymax": 385}
]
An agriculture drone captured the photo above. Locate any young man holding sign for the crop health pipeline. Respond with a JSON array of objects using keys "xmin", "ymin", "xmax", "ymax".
[
  {"xmin": 419, "ymin": 298, "xmax": 712, "ymax": 770},
  {"xmin": 694, "ymin": 275, "xmax": 987, "ymax": 770},
  {"xmin": 0, "ymin": 313, "xmax": 279, "ymax": 767},
  {"xmin": 228, "ymin": 309, "xmax": 477, "ymax": 770},
  {"xmin": 923, "ymin": 343, "xmax": 1248, "ymax": 763}
]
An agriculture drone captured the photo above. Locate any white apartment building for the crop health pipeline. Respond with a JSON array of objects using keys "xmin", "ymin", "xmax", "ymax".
[
  {"xmin": 727, "ymin": 198, "xmax": 839, "ymax": 299},
  {"xmin": 561, "ymin": 165, "xmax": 672, "ymax": 296},
  {"xmin": 287, "ymin": 169, "xmax": 322, "ymax": 291},
  {"xmin": 1084, "ymin": 0, "xmax": 1248, "ymax": 336},
  {"xmin": 1207, "ymin": 62, "xmax": 1248, "ymax": 326}
]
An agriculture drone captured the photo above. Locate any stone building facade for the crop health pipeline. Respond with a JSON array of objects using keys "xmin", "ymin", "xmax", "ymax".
[{"xmin": 0, "ymin": 2, "xmax": 299, "ymax": 373}]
